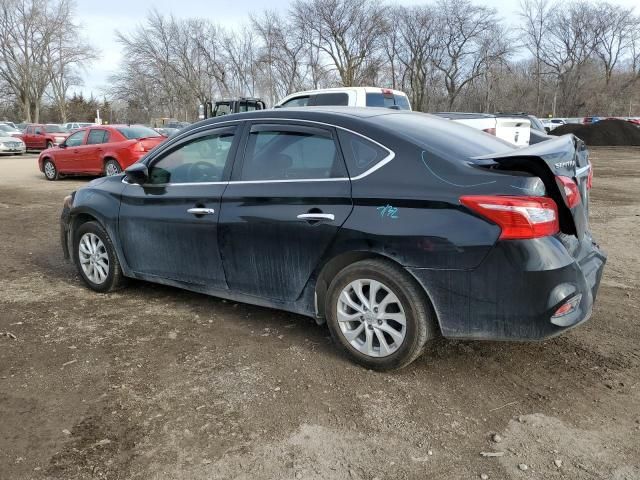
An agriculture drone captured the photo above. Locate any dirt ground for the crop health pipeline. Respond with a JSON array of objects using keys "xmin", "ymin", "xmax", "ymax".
[{"xmin": 1, "ymin": 148, "xmax": 639, "ymax": 480}]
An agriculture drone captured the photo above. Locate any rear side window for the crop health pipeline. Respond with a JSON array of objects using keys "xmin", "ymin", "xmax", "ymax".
[
  {"xmin": 241, "ymin": 126, "xmax": 345, "ymax": 181},
  {"xmin": 366, "ymin": 92, "xmax": 411, "ymax": 110},
  {"xmin": 310, "ymin": 93, "xmax": 349, "ymax": 106},
  {"xmin": 337, "ymin": 130, "xmax": 390, "ymax": 177},
  {"xmin": 86, "ymin": 129, "xmax": 109, "ymax": 145}
]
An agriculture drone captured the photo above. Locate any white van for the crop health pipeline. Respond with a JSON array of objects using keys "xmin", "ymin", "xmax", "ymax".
[{"xmin": 275, "ymin": 87, "xmax": 412, "ymax": 110}]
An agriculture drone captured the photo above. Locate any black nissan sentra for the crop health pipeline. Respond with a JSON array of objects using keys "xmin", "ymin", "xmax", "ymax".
[{"xmin": 60, "ymin": 107, "xmax": 606, "ymax": 370}]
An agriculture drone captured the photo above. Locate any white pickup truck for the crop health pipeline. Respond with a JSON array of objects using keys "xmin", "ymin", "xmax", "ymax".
[{"xmin": 432, "ymin": 112, "xmax": 531, "ymax": 147}]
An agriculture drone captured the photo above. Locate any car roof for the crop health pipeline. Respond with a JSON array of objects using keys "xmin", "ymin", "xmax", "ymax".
[{"xmin": 282, "ymin": 86, "xmax": 408, "ymax": 97}]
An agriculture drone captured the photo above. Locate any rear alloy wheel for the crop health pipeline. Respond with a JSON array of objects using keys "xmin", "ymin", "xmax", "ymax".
[
  {"xmin": 43, "ymin": 159, "xmax": 58, "ymax": 180},
  {"xmin": 104, "ymin": 159, "xmax": 122, "ymax": 177},
  {"xmin": 74, "ymin": 221, "xmax": 125, "ymax": 292},
  {"xmin": 326, "ymin": 259, "xmax": 437, "ymax": 370},
  {"xmin": 46, "ymin": 141, "xmax": 53, "ymax": 149}
]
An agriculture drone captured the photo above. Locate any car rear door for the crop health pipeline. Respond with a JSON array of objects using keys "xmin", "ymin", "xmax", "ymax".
[
  {"xmin": 218, "ymin": 121, "xmax": 353, "ymax": 302},
  {"xmin": 85, "ymin": 129, "xmax": 109, "ymax": 173},
  {"xmin": 117, "ymin": 125, "xmax": 239, "ymax": 288}
]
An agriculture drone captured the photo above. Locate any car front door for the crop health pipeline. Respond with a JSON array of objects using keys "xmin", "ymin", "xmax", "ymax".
[
  {"xmin": 218, "ymin": 121, "xmax": 353, "ymax": 302},
  {"xmin": 117, "ymin": 125, "xmax": 239, "ymax": 288},
  {"xmin": 34, "ymin": 126, "xmax": 47, "ymax": 149},
  {"xmin": 56, "ymin": 130, "xmax": 87, "ymax": 173},
  {"xmin": 22, "ymin": 126, "xmax": 34, "ymax": 149}
]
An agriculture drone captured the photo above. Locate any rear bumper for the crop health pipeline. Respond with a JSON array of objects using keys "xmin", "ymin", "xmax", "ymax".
[{"xmin": 408, "ymin": 235, "xmax": 606, "ymax": 341}]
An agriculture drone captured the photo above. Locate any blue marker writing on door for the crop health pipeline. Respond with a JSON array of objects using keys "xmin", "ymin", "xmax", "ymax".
[{"xmin": 377, "ymin": 204, "xmax": 399, "ymax": 219}]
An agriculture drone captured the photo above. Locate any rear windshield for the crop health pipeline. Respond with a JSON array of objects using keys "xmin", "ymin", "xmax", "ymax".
[
  {"xmin": 116, "ymin": 126, "xmax": 161, "ymax": 139},
  {"xmin": 45, "ymin": 125, "xmax": 66, "ymax": 133},
  {"xmin": 375, "ymin": 112, "xmax": 515, "ymax": 159},
  {"xmin": 366, "ymin": 92, "xmax": 411, "ymax": 110}
]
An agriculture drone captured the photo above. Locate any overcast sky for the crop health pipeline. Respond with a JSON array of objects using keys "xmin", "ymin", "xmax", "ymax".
[{"xmin": 74, "ymin": 0, "xmax": 639, "ymax": 98}]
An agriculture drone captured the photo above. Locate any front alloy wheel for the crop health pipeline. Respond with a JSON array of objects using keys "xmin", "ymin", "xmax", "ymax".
[
  {"xmin": 43, "ymin": 159, "xmax": 58, "ymax": 180},
  {"xmin": 74, "ymin": 221, "xmax": 125, "ymax": 292},
  {"xmin": 78, "ymin": 232, "xmax": 109, "ymax": 285},
  {"xmin": 337, "ymin": 279, "xmax": 407, "ymax": 357}
]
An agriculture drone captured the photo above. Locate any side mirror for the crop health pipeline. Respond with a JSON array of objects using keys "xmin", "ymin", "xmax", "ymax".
[
  {"xmin": 544, "ymin": 127, "xmax": 551, "ymax": 133},
  {"xmin": 59, "ymin": 142, "xmax": 67, "ymax": 148},
  {"xmin": 125, "ymin": 163, "xmax": 148, "ymax": 184}
]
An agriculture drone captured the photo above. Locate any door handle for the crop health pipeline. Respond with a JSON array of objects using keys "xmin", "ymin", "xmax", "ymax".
[
  {"xmin": 297, "ymin": 213, "xmax": 335, "ymax": 221},
  {"xmin": 187, "ymin": 208, "xmax": 216, "ymax": 215}
]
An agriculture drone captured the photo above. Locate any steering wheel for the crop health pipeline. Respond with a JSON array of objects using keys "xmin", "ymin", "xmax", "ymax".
[{"xmin": 186, "ymin": 161, "xmax": 219, "ymax": 182}]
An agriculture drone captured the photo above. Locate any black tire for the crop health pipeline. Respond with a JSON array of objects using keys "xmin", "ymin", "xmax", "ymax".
[
  {"xmin": 43, "ymin": 159, "xmax": 58, "ymax": 181},
  {"xmin": 46, "ymin": 141, "xmax": 53, "ymax": 149},
  {"xmin": 325, "ymin": 259, "xmax": 438, "ymax": 371},
  {"xmin": 104, "ymin": 159, "xmax": 122, "ymax": 176},
  {"xmin": 73, "ymin": 221, "xmax": 126, "ymax": 293}
]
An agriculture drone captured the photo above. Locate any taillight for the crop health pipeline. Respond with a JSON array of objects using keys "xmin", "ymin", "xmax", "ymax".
[
  {"xmin": 460, "ymin": 195, "xmax": 559, "ymax": 240},
  {"xmin": 482, "ymin": 128, "xmax": 496, "ymax": 136},
  {"xmin": 587, "ymin": 165, "xmax": 593, "ymax": 190},
  {"xmin": 131, "ymin": 141, "xmax": 149, "ymax": 153},
  {"xmin": 556, "ymin": 176, "xmax": 581, "ymax": 208}
]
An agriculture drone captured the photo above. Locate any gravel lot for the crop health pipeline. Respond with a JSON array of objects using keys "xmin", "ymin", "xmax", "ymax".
[{"xmin": 1, "ymin": 148, "xmax": 639, "ymax": 480}]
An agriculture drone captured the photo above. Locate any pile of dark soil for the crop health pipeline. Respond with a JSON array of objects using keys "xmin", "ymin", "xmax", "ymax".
[{"xmin": 551, "ymin": 119, "xmax": 640, "ymax": 146}]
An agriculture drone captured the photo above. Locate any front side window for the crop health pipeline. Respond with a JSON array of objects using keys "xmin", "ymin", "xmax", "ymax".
[
  {"xmin": 241, "ymin": 126, "xmax": 345, "ymax": 181},
  {"xmin": 65, "ymin": 131, "xmax": 85, "ymax": 147},
  {"xmin": 280, "ymin": 96, "xmax": 310, "ymax": 108},
  {"xmin": 148, "ymin": 130, "xmax": 235, "ymax": 184}
]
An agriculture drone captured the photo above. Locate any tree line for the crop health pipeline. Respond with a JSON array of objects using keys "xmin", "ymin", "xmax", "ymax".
[{"xmin": 1, "ymin": 0, "xmax": 639, "ymax": 124}]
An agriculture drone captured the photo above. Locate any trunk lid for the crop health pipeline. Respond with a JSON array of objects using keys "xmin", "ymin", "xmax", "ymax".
[{"xmin": 473, "ymin": 134, "xmax": 591, "ymax": 239}]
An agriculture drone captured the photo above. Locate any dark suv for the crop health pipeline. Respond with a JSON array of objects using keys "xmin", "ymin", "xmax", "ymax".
[{"xmin": 60, "ymin": 107, "xmax": 606, "ymax": 370}]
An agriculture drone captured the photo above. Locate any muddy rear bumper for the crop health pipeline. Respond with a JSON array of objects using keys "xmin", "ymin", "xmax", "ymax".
[{"xmin": 408, "ymin": 236, "xmax": 607, "ymax": 341}]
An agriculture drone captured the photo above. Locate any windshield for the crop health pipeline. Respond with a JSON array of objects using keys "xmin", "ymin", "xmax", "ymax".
[
  {"xmin": 45, "ymin": 125, "xmax": 66, "ymax": 133},
  {"xmin": 116, "ymin": 125, "xmax": 161, "ymax": 139},
  {"xmin": 0, "ymin": 124, "xmax": 18, "ymax": 133}
]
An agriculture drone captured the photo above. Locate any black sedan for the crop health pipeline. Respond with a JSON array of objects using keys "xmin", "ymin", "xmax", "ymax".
[{"xmin": 60, "ymin": 107, "xmax": 606, "ymax": 370}]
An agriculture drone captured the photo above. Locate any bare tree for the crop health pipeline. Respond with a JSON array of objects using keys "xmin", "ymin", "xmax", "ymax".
[
  {"xmin": 290, "ymin": 0, "xmax": 386, "ymax": 87},
  {"xmin": 519, "ymin": 0, "xmax": 553, "ymax": 114},
  {"xmin": 432, "ymin": 0, "xmax": 511, "ymax": 110},
  {"xmin": 593, "ymin": 3, "xmax": 637, "ymax": 85},
  {"xmin": 251, "ymin": 11, "xmax": 309, "ymax": 104},
  {"xmin": 0, "ymin": 0, "xmax": 91, "ymax": 122},
  {"xmin": 392, "ymin": 5, "xmax": 440, "ymax": 111}
]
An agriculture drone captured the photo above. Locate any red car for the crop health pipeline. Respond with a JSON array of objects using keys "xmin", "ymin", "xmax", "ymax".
[
  {"xmin": 22, "ymin": 124, "xmax": 70, "ymax": 150},
  {"xmin": 38, "ymin": 125, "xmax": 166, "ymax": 181}
]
